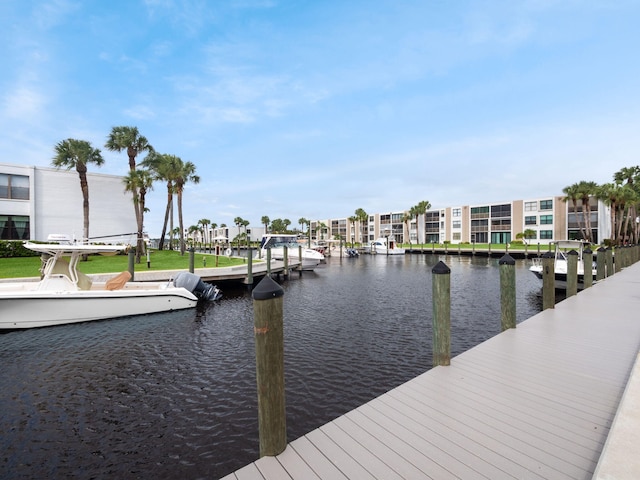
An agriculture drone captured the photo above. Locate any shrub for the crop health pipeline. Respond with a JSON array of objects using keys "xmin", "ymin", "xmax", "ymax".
[{"xmin": 0, "ymin": 241, "xmax": 39, "ymax": 258}]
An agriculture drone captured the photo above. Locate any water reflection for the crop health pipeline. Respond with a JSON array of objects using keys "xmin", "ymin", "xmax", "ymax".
[{"xmin": 0, "ymin": 254, "xmax": 543, "ymax": 479}]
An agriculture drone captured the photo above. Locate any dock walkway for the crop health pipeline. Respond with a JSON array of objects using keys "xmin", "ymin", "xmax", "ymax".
[{"xmin": 224, "ymin": 263, "xmax": 640, "ymax": 479}]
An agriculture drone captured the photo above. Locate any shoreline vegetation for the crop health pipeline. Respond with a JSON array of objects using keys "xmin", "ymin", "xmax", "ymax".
[{"xmin": 0, "ymin": 241, "xmax": 598, "ymax": 279}]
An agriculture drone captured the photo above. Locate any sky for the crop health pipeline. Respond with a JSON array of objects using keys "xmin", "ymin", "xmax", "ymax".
[{"xmin": 1, "ymin": 0, "xmax": 639, "ymax": 236}]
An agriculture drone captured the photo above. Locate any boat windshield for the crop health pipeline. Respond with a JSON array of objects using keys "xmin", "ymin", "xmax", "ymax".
[{"xmin": 261, "ymin": 236, "xmax": 299, "ymax": 249}]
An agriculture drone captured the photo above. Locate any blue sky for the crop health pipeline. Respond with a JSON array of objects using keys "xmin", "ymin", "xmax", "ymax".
[{"xmin": 2, "ymin": 1, "xmax": 639, "ymax": 236}]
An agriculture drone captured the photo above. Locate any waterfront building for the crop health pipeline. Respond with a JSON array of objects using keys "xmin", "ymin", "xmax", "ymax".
[{"xmin": 0, "ymin": 163, "xmax": 135, "ymax": 242}]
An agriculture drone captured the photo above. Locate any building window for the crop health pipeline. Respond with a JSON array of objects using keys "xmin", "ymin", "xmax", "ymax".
[
  {"xmin": 540, "ymin": 230, "xmax": 553, "ymax": 239},
  {"xmin": 525, "ymin": 216, "xmax": 537, "ymax": 225},
  {"xmin": 452, "ymin": 232, "xmax": 461, "ymax": 240},
  {"xmin": 452, "ymin": 208, "xmax": 461, "ymax": 217},
  {"xmin": 452, "ymin": 220, "xmax": 461, "ymax": 229},
  {"xmin": 540, "ymin": 215, "xmax": 553, "ymax": 225},
  {"xmin": 491, "ymin": 204, "xmax": 511, "ymax": 217},
  {"xmin": 0, "ymin": 215, "xmax": 30, "ymax": 239},
  {"xmin": 0, "ymin": 174, "xmax": 30, "ymax": 200},
  {"xmin": 539, "ymin": 199, "xmax": 553, "ymax": 210},
  {"xmin": 524, "ymin": 201, "xmax": 537, "ymax": 212}
]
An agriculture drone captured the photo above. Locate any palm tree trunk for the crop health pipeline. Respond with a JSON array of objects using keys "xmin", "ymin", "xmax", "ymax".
[{"xmin": 178, "ymin": 191, "xmax": 185, "ymax": 255}]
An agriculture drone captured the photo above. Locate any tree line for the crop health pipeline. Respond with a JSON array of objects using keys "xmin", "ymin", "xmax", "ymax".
[{"xmin": 52, "ymin": 126, "xmax": 199, "ymax": 262}]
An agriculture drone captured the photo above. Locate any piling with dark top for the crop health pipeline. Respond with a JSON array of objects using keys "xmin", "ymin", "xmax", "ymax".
[
  {"xmin": 266, "ymin": 248, "xmax": 272, "ymax": 275},
  {"xmin": 298, "ymin": 245, "xmax": 303, "ymax": 276},
  {"xmin": 189, "ymin": 247, "xmax": 195, "ymax": 273},
  {"xmin": 583, "ymin": 247, "xmax": 593, "ymax": 289},
  {"xmin": 596, "ymin": 247, "xmax": 606, "ymax": 281},
  {"xmin": 432, "ymin": 261, "xmax": 451, "ymax": 367},
  {"xmin": 283, "ymin": 246, "xmax": 289, "ymax": 277},
  {"xmin": 247, "ymin": 247, "xmax": 253, "ymax": 286},
  {"xmin": 252, "ymin": 276, "xmax": 286, "ymax": 457},
  {"xmin": 499, "ymin": 254, "xmax": 516, "ymax": 331},
  {"xmin": 566, "ymin": 250, "xmax": 578, "ymax": 298},
  {"xmin": 605, "ymin": 247, "xmax": 614, "ymax": 277},
  {"xmin": 542, "ymin": 251, "xmax": 555, "ymax": 310},
  {"xmin": 128, "ymin": 248, "xmax": 135, "ymax": 281}
]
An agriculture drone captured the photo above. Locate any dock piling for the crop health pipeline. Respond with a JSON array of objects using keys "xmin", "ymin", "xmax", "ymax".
[
  {"xmin": 499, "ymin": 254, "xmax": 516, "ymax": 331},
  {"xmin": 252, "ymin": 276, "xmax": 286, "ymax": 457},
  {"xmin": 567, "ymin": 250, "xmax": 578, "ymax": 298},
  {"xmin": 542, "ymin": 251, "xmax": 555, "ymax": 310},
  {"xmin": 432, "ymin": 261, "xmax": 451, "ymax": 366},
  {"xmin": 583, "ymin": 247, "xmax": 593, "ymax": 289},
  {"xmin": 596, "ymin": 247, "xmax": 606, "ymax": 281}
]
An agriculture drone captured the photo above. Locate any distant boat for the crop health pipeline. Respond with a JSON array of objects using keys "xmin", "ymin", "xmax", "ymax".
[
  {"xmin": 369, "ymin": 237, "xmax": 406, "ymax": 255},
  {"xmin": 260, "ymin": 234, "xmax": 324, "ymax": 270},
  {"xmin": 0, "ymin": 235, "xmax": 220, "ymax": 330},
  {"xmin": 529, "ymin": 240, "xmax": 596, "ymax": 289}
]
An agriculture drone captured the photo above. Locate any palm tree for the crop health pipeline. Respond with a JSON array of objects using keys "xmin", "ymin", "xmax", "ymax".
[
  {"xmin": 576, "ymin": 181, "xmax": 599, "ymax": 242},
  {"xmin": 355, "ymin": 208, "xmax": 368, "ymax": 244},
  {"xmin": 402, "ymin": 212, "xmax": 412, "ymax": 245},
  {"xmin": 105, "ymin": 126, "xmax": 154, "ymax": 257},
  {"xmin": 140, "ymin": 152, "xmax": 182, "ymax": 250},
  {"xmin": 414, "ymin": 201, "xmax": 430, "ymax": 244},
  {"xmin": 174, "ymin": 160, "xmax": 200, "ymax": 255},
  {"xmin": 348, "ymin": 215, "xmax": 358, "ymax": 245},
  {"xmin": 52, "ymin": 138, "xmax": 104, "ymax": 245},
  {"xmin": 614, "ymin": 166, "xmax": 640, "ymax": 244},
  {"xmin": 122, "ymin": 169, "xmax": 154, "ymax": 261},
  {"xmin": 562, "ymin": 183, "xmax": 584, "ymax": 240},
  {"xmin": 261, "ymin": 216, "xmax": 270, "ymax": 234},
  {"xmin": 199, "ymin": 218, "xmax": 211, "ymax": 247}
]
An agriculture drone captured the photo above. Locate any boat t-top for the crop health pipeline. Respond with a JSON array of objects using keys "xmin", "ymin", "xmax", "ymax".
[{"xmin": 260, "ymin": 234, "xmax": 324, "ymax": 271}]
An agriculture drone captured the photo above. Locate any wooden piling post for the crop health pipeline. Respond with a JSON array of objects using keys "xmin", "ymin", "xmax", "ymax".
[
  {"xmin": 189, "ymin": 247, "xmax": 195, "ymax": 273},
  {"xmin": 252, "ymin": 276, "xmax": 286, "ymax": 457},
  {"xmin": 283, "ymin": 247, "xmax": 289, "ymax": 278},
  {"xmin": 605, "ymin": 247, "xmax": 614, "ymax": 278},
  {"xmin": 432, "ymin": 261, "xmax": 451, "ymax": 367},
  {"xmin": 298, "ymin": 245, "xmax": 303, "ymax": 276},
  {"xmin": 566, "ymin": 250, "xmax": 578, "ymax": 298},
  {"xmin": 596, "ymin": 247, "xmax": 606, "ymax": 281},
  {"xmin": 128, "ymin": 248, "xmax": 135, "ymax": 281},
  {"xmin": 583, "ymin": 247, "xmax": 593, "ymax": 289},
  {"xmin": 542, "ymin": 251, "xmax": 555, "ymax": 310},
  {"xmin": 247, "ymin": 247, "xmax": 253, "ymax": 287},
  {"xmin": 266, "ymin": 248, "xmax": 272, "ymax": 275},
  {"xmin": 499, "ymin": 254, "xmax": 516, "ymax": 331}
]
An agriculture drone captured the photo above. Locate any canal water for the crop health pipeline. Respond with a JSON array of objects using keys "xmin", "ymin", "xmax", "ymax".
[{"xmin": 0, "ymin": 253, "xmax": 545, "ymax": 479}]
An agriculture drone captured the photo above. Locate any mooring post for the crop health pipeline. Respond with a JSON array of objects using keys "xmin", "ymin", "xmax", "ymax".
[
  {"xmin": 583, "ymin": 247, "xmax": 593, "ymax": 289},
  {"xmin": 189, "ymin": 247, "xmax": 195, "ymax": 273},
  {"xmin": 298, "ymin": 245, "xmax": 303, "ymax": 276},
  {"xmin": 266, "ymin": 248, "xmax": 272, "ymax": 275},
  {"xmin": 128, "ymin": 248, "xmax": 135, "ymax": 281},
  {"xmin": 566, "ymin": 250, "xmax": 578, "ymax": 298},
  {"xmin": 596, "ymin": 247, "xmax": 606, "ymax": 281},
  {"xmin": 605, "ymin": 247, "xmax": 614, "ymax": 277},
  {"xmin": 499, "ymin": 254, "xmax": 516, "ymax": 331},
  {"xmin": 252, "ymin": 276, "xmax": 286, "ymax": 457},
  {"xmin": 542, "ymin": 251, "xmax": 555, "ymax": 310},
  {"xmin": 247, "ymin": 247, "xmax": 253, "ymax": 287},
  {"xmin": 283, "ymin": 246, "xmax": 289, "ymax": 278},
  {"xmin": 615, "ymin": 246, "xmax": 624, "ymax": 273},
  {"xmin": 432, "ymin": 261, "xmax": 451, "ymax": 367}
]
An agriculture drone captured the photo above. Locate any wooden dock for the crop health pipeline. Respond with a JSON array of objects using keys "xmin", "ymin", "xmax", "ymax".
[{"xmin": 223, "ymin": 262, "xmax": 640, "ymax": 479}]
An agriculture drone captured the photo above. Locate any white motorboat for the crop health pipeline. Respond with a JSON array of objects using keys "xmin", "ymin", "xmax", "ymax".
[
  {"xmin": 369, "ymin": 237, "xmax": 406, "ymax": 255},
  {"xmin": 260, "ymin": 234, "xmax": 324, "ymax": 270},
  {"xmin": 0, "ymin": 238, "xmax": 220, "ymax": 330},
  {"xmin": 529, "ymin": 240, "xmax": 596, "ymax": 289}
]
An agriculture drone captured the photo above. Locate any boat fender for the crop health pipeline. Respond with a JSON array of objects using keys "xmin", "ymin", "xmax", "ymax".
[{"xmin": 225, "ymin": 248, "xmax": 232, "ymax": 257}]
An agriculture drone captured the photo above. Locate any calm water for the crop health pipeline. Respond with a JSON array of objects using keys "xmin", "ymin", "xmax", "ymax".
[{"xmin": 0, "ymin": 254, "xmax": 544, "ymax": 479}]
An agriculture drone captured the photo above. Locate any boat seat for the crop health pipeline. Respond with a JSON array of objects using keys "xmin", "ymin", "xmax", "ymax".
[{"xmin": 105, "ymin": 271, "xmax": 132, "ymax": 290}]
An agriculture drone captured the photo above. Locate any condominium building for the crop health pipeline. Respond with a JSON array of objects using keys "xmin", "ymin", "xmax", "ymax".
[
  {"xmin": 1, "ymin": 163, "xmax": 135, "ymax": 242},
  {"xmin": 315, "ymin": 196, "xmax": 611, "ymax": 246}
]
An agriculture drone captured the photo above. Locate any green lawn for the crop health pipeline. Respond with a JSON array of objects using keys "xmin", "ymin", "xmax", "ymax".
[{"xmin": 0, "ymin": 249, "xmax": 252, "ymax": 279}]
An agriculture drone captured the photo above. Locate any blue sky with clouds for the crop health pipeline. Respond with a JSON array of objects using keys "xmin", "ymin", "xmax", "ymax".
[{"xmin": 1, "ymin": 1, "xmax": 639, "ymax": 235}]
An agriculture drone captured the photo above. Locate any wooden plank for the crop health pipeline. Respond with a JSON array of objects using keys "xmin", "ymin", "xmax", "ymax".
[
  {"xmin": 289, "ymin": 435, "xmax": 349, "ymax": 480},
  {"xmin": 271, "ymin": 445, "xmax": 321, "ymax": 480}
]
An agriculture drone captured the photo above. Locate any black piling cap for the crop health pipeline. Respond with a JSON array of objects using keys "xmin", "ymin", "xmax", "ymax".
[
  {"xmin": 584, "ymin": 247, "xmax": 592, "ymax": 254},
  {"xmin": 252, "ymin": 275, "xmax": 284, "ymax": 300},
  {"xmin": 598, "ymin": 246, "xmax": 607, "ymax": 252},
  {"xmin": 568, "ymin": 249, "xmax": 578, "ymax": 256},
  {"xmin": 542, "ymin": 251, "xmax": 555, "ymax": 258},
  {"xmin": 498, "ymin": 253, "xmax": 515, "ymax": 265},
  {"xmin": 432, "ymin": 260, "xmax": 451, "ymax": 275}
]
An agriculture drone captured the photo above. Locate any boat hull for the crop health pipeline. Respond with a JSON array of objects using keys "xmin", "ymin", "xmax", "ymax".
[
  {"xmin": 263, "ymin": 248, "xmax": 324, "ymax": 270},
  {"xmin": 0, "ymin": 287, "xmax": 197, "ymax": 329}
]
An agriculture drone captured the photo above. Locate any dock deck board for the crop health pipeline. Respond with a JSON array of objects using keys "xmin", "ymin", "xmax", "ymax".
[{"xmin": 222, "ymin": 263, "xmax": 640, "ymax": 480}]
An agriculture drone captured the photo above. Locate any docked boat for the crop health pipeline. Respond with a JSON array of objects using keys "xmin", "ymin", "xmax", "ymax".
[
  {"xmin": 369, "ymin": 237, "xmax": 406, "ymax": 255},
  {"xmin": 260, "ymin": 234, "xmax": 324, "ymax": 270},
  {"xmin": 529, "ymin": 240, "xmax": 596, "ymax": 289},
  {"xmin": 0, "ymin": 238, "xmax": 221, "ymax": 330}
]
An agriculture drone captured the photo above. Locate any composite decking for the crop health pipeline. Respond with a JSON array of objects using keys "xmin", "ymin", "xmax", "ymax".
[{"xmin": 223, "ymin": 262, "xmax": 640, "ymax": 480}]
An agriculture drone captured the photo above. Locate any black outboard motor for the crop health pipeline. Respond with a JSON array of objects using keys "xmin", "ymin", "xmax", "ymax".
[{"xmin": 173, "ymin": 272, "xmax": 222, "ymax": 301}]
